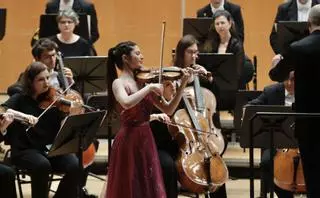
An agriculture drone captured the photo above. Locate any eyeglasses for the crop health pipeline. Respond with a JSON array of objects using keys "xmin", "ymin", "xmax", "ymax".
[
  {"xmin": 186, "ymin": 49, "xmax": 199, "ymax": 55},
  {"xmin": 59, "ymin": 20, "xmax": 74, "ymax": 24}
]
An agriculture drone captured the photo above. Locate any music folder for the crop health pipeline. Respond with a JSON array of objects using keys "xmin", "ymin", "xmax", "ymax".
[{"xmin": 277, "ymin": 21, "xmax": 309, "ymax": 55}]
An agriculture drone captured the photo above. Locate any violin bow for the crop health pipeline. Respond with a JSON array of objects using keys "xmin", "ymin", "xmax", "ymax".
[{"xmin": 159, "ymin": 21, "xmax": 166, "ymax": 84}]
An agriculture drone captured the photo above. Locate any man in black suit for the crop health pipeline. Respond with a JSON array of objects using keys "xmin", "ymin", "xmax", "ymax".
[
  {"xmin": 197, "ymin": 0, "xmax": 244, "ymax": 42},
  {"xmin": 269, "ymin": 4, "xmax": 320, "ymax": 197},
  {"xmin": 269, "ymin": 0, "xmax": 319, "ymax": 54},
  {"xmin": 45, "ymin": 0, "xmax": 99, "ymax": 45},
  {"xmin": 248, "ymin": 71, "xmax": 295, "ymax": 198}
]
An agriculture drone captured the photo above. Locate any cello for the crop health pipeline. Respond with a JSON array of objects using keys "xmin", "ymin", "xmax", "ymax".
[
  {"xmin": 273, "ymin": 148, "xmax": 306, "ymax": 193},
  {"xmin": 56, "ymin": 52, "xmax": 96, "ymax": 168},
  {"xmin": 170, "ymin": 94, "xmax": 228, "ymax": 193},
  {"xmin": 184, "ymin": 71, "xmax": 226, "ymax": 155}
]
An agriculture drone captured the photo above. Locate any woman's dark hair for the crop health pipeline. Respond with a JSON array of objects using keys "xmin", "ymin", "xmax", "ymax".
[
  {"xmin": 21, "ymin": 61, "xmax": 47, "ymax": 96},
  {"xmin": 106, "ymin": 41, "xmax": 137, "ymax": 114},
  {"xmin": 31, "ymin": 38, "xmax": 58, "ymax": 59},
  {"xmin": 203, "ymin": 10, "xmax": 238, "ymax": 52},
  {"xmin": 173, "ymin": 34, "xmax": 198, "ymax": 68}
]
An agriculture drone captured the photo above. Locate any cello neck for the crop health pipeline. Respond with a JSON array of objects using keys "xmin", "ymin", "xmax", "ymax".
[
  {"xmin": 193, "ymin": 75, "xmax": 205, "ymax": 113},
  {"xmin": 56, "ymin": 51, "xmax": 70, "ymax": 92}
]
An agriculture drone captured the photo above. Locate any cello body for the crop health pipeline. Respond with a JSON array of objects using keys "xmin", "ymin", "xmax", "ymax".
[
  {"xmin": 184, "ymin": 85, "xmax": 225, "ymax": 155},
  {"xmin": 274, "ymin": 148, "xmax": 306, "ymax": 193},
  {"xmin": 170, "ymin": 96, "xmax": 228, "ymax": 193}
]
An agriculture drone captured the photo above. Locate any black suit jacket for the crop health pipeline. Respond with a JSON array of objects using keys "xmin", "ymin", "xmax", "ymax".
[
  {"xmin": 45, "ymin": 0, "xmax": 99, "ymax": 44},
  {"xmin": 197, "ymin": 1, "xmax": 244, "ymax": 42},
  {"xmin": 248, "ymin": 83, "xmax": 285, "ymax": 106},
  {"xmin": 269, "ymin": 30, "xmax": 320, "ymax": 139},
  {"xmin": 269, "ymin": 0, "xmax": 319, "ymax": 54}
]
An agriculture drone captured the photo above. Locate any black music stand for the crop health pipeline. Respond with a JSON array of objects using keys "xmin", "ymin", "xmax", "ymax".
[
  {"xmin": 233, "ymin": 90, "xmax": 262, "ymax": 130},
  {"xmin": 39, "ymin": 14, "xmax": 90, "ymax": 41},
  {"xmin": 48, "ymin": 110, "xmax": 106, "ymax": 198},
  {"xmin": 63, "ymin": 56, "xmax": 108, "ymax": 97},
  {"xmin": 277, "ymin": 21, "xmax": 309, "ymax": 55},
  {"xmin": 240, "ymin": 105, "xmax": 297, "ymax": 198},
  {"xmin": 0, "ymin": 8, "xmax": 6, "ymax": 40},
  {"xmin": 182, "ymin": 18, "xmax": 213, "ymax": 47},
  {"xmin": 197, "ymin": 53, "xmax": 238, "ymax": 111}
]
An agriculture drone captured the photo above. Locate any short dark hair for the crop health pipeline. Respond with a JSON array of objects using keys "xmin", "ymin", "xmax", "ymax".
[{"xmin": 31, "ymin": 38, "xmax": 58, "ymax": 59}]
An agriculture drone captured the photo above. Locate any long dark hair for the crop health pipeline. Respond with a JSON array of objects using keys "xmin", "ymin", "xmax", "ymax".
[
  {"xmin": 173, "ymin": 34, "xmax": 198, "ymax": 68},
  {"xmin": 203, "ymin": 10, "xmax": 238, "ymax": 52},
  {"xmin": 21, "ymin": 61, "xmax": 47, "ymax": 96},
  {"xmin": 107, "ymin": 41, "xmax": 137, "ymax": 114}
]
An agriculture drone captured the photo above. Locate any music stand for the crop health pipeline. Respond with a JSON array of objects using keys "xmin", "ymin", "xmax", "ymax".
[
  {"xmin": 277, "ymin": 21, "xmax": 309, "ymax": 55},
  {"xmin": 240, "ymin": 105, "xmax": 297, "ymax": 198},
  {"xmin": 48, "ymin": 110, "xmax": 106, "ymax": 198},
  {"xmin": 39, "ymin": 14, "xmax": 90, "ymax": 41},
  {"xmin": 183, "ymin": 18, "xmax": 213, "ymax": 47},
  {"xmin": 63, "ymin": 56, "xmax": 108, "ymax": 97},
  {"xmin": 0, "ymin": 8, "xmax": 6, "ymax": 40},
  {"xmin": 233, "ymin": 90, "xmax": 262, "ymax": 130},
  {"xmin": 197, "ymin": 53, "xmax": 238, "ymax": 110}
]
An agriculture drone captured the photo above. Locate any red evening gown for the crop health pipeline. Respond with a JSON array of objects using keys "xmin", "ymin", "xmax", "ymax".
[{"xmin": 105, "ymin": 94, "xmax": 166, "ymax": 198}]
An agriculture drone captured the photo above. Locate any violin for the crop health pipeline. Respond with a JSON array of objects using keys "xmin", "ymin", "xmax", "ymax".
[
  {"xmin": 37, "ymin": 87, "xmax": 84, "ymax": 113},
  {"xmin": 135, "ymin": 66, "xmax": 183, "ymax": 84}
]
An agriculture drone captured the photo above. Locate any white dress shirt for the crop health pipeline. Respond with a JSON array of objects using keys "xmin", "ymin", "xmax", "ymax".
[
  {"xmin": 210, "ymin": 0, "xmax": 225, "ymax": 14},
  {"xmin": 297, "ymin": 0, "xmax": 312, "ymax": 22},
  {"xmin": 285, "ymin": 89, "xmax": 295, "ymax": 107},
  {"xmin": 59, "ymin": 0, "xmax": 74, "ymax": 11}
]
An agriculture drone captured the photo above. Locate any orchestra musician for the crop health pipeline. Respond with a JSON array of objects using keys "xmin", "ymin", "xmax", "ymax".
[
  {"xmin": 45, "ymin": 0, "xmax": 100, "ymax": 45},
  {"xmin": 197, "ymin": 0, "xmax": 244, "ymax": 42},
  {"xmin": 173, "ymin": 34, "xmax": 227, "ymax": 198},
  {"xmin": 1, "ymin": 61, "xmax": 94, "ymax": 198},
  {"xmin": 100, "ymin": 41, "xmax": 192, "ymax": 198},
  {"xmin": 201, "ymin": 10, "xmax": 247, "ymax": 91},
  {"xmin": 270, "ymin": 0, "xmax": 319, "ymax": 55},
  {"xmin": 247, "ymin": 70, "xmax": 295, "ymax": 198},
  {"xmin": 7, "ymin": 38, "xmax": 74, "ymax": 96},
  {"xmin": 0, "ymin": 111, "xmax": 17, "ymax": 198},
  {"xmin": 269, "ymin": 4, "xmax": 320, "ymax": 198},
  {"xmin": 50, "ymin": 8, "xmax": 95, "ymax": 57}
]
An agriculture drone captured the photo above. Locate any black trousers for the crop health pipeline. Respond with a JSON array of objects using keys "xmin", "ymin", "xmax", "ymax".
[
  {"xmin": 158, "ymin": 149, "xmax": 178, "ymax": 198},
  {"xmin": 298, "ymin": 137, "xmax": 320, "ymax": 198},
  {"xmin": 0, "ymin": 163, "xmax": 17, "ymax": 198},
  {"xmin": 260, "ymin": 149, "xmax": 294, "ymax": 198},
  {"xmin": 11, "ymin": 149, "xmax": 83, "ymax": 198}
]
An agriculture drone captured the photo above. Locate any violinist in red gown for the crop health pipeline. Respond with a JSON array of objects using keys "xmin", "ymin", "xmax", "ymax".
[
  {"xmin": 101, "ymin": 41, "xmax": 191, "ymax": 198},
  {"xmin": 1, "ymin": 61, "xmax": 88, "ymax": 198}
]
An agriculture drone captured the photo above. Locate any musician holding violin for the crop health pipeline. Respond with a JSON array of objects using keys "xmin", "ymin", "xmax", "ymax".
[
  {"xmin": 100, "ymin": 40, "xmax": 192, "ymax": 198},
  {"xmin": 1, "ymin": 61, "xmax": 89, "ymax": 198}
]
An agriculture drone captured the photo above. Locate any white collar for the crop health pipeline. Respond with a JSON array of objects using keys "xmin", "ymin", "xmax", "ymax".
[
  {"xmin": 297, "ymin": 0, "xmax": 312, "ymax": 11},
  {"xmin": 285, "ymin": 89, "xmax": 294, "ymax": 97},
  {"xmin": 59, "ymin": 0, "xmax": 74, "ymax": 11},
  {"xmin": 210, "ymin": 0, "xmax": 225, "ymax": 14}
]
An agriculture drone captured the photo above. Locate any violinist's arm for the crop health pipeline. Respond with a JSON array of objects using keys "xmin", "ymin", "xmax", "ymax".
[
  {"xmin": 113, "ymin": 79, "xmax": 163, "ymax": 110},
  {"xmin": 6, "ymin": 109, "xmax": 38, "ymax": 126}
]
